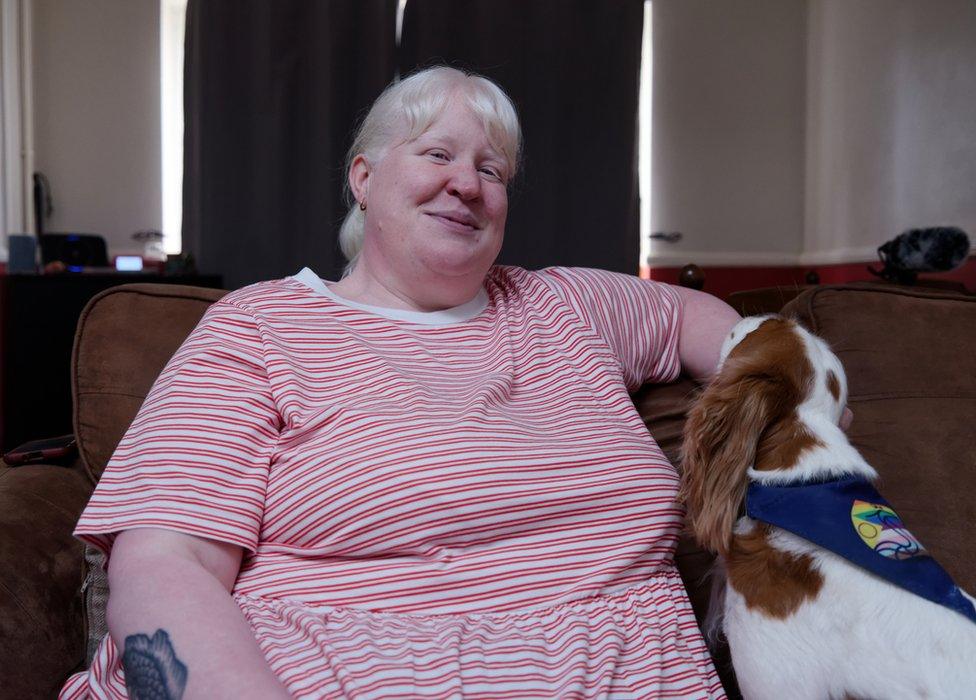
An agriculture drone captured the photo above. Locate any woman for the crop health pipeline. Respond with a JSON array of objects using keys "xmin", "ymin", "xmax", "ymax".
[{"xmin": 62, "ymin": 66, "xmax": 739, "ymax": 699}]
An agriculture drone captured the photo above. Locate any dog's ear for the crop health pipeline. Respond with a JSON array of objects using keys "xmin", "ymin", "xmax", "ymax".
[{"xmin": 679, "ymin": 359, "xmax": 792, "ymax": 557}]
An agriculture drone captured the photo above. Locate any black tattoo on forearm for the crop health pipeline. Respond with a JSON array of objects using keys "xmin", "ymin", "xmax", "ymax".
[{"xmin": 122, "ymin": 629, "xmax": 188, "ymax": 700}]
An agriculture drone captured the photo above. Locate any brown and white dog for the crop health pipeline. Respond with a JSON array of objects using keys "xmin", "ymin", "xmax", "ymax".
[{"xmin": 680, "ymin": 315, "xmax": 976, "ymax": 699}]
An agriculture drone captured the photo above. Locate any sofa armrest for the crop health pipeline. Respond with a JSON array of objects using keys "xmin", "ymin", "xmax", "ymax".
[{"xmin": 0, "ymin": 460, "xmax": 94, "ymax": 698}]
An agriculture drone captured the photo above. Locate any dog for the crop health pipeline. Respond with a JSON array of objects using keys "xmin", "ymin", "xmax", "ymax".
[{"xmin": 680, "ymin": 315, "xmax": 976, "ymax": 699}]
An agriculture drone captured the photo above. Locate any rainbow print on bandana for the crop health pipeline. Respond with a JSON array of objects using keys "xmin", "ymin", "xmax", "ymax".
[{"xmin": 851, "ymin": 500, "xmax": 927, "ymax": 560}]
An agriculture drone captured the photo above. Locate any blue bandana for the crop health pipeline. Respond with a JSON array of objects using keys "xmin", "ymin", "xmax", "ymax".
[{"xmin": 745, "ymin": 477, "xmax": 976, "ymax": 625}]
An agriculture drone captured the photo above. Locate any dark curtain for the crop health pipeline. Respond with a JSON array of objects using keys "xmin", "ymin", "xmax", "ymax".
[
  {"xmin": 183, "ymin": 0, "xmax": 397, "ymax": 289},
  {"xmin": 399, "ymin": 0, "xmax": 645, "ymax": 273}
]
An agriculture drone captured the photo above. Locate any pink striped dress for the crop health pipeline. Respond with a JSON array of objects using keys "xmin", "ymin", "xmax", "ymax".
[{"xmin": 61, "ymin": 265, "xmax": 723, "ymax": 699}]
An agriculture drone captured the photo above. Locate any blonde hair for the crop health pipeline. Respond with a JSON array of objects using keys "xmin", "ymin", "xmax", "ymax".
[{"xmin": 338, "ymin": 66, "xmax": 522, "ymax": 276}]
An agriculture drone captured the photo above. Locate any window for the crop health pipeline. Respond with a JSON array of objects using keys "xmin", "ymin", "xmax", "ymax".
[
  {"xmin": 638, "ymin": 0, "xmax": 653, "ymax": 277},
  {"xmin": 0, "ymin": 0, "xmax": 31, "ymax": 253},
  {"xmin": 161, "ymin": 0, "xmax": 188, "ymax": 255}
]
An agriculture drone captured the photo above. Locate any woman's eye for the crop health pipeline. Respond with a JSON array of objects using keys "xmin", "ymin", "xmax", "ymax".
[
  {"xmin": 428, "ymin": 150, "xmax": 449, "ymax": 161},
  {"xmin": 479, "ymin": 167, "xmax": 502, "ymax": 180}
]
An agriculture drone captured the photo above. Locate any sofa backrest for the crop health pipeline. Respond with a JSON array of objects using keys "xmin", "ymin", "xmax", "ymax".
[
  {"xmin": 782, "ymin": 282, "xmax": 976, "ymax": 591},
  {"xmin": 72, "ymin": 283, "xmax": 227, "ymax": 482}
]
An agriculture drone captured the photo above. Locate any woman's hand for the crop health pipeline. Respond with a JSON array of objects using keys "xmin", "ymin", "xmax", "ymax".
[{"xmin": 108, "ymin": 529, "xmax": 291, "ymax": 699}]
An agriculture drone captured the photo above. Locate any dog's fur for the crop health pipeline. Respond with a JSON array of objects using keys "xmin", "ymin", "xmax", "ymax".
[{"xmin": 681, "ymin": 315, "xmax": 976, "ymax": 699}]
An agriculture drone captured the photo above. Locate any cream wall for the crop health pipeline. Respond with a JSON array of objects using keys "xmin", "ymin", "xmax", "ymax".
[
  {"xmin": 651, "ymin": 0, "xmax": 976, "ymax": 267},
  {"xmin": 31, "ymin": 0, "xmax": 160, "ymax": 257},
  {"xmin": 804, "ymin": 0, "xmax": 976, "ymax": 263},
  {"xmin": 651, "ymin": 0, "xmax": 807, "ymax": 266}
]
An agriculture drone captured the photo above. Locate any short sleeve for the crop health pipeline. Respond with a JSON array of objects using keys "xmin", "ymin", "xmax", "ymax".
[
  {"xmin": 536, "ymin": 267, "xmax": 684, "ymax": 391},
  {"xmin": 74, "ymin": 300, "xmax": 281, "ymax": 559}
]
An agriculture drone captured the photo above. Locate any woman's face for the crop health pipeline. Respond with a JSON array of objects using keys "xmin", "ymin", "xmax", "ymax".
[{"xmin": 351, "ymin": 98, "xmax": 510, "ymax": 285}]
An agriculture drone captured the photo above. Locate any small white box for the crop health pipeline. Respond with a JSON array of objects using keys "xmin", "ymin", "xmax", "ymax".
[{"xmin": 115, "ymin": 255, "xmax": 144, "ymax": 272}]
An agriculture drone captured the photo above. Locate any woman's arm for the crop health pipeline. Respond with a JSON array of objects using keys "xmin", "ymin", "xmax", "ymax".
[
  {"xmin": 673, "ymin": 286, "xmax": 741, "ymax": 384},
  {"xmin": 107, "ymin": 528, "xmax": 290, "ymax": 700},
  {"xmin": 672, "ymin": 288, "xmax": 856, "ymax": 429}
]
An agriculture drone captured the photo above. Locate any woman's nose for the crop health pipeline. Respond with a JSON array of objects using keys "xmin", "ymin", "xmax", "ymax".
[{"xmin": 446, "ymin": 163, "xmax": 481, "ymax": 200}]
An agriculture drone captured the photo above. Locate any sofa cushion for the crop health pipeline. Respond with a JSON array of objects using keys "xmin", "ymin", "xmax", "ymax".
[
  {"xmin": 73, "ymin": 284, "xmax": 226, "ymax": 482},
  {"xmin": 0, "ymin": 460, "xmax": 93, "ymax": 697},
  {"xmin": 633, "ymin": 376, "xmax": 738, "ymax": 694},
  {"xmin": 782, "ymin": 283, "xmax": 976, "ymax": 591}
]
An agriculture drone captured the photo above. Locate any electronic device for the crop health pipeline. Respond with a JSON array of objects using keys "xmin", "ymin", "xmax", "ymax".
[
  {"xmin": 39, "ymin": 233, "xmax": 109, "ymax": 269},
  {"xmin": 3, "ymin": 434, "xmax": 77, "ymax": 466},
  {"xmin": 8, "ymin": 234, "xmax": 37, "ymax": 273},
  {"xmin": 115, "ymin": 255, "xmax": 144, "ymax": 272}
]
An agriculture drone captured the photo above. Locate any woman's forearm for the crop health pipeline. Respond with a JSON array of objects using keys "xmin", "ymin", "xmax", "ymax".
[{"xmin": 107, "ymin": 531, "xmax": 290, "ymax": 700}]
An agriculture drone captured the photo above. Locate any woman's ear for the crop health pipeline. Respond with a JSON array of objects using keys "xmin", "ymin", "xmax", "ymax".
[
  {"xmin": 349, "ymin": 154, "xmax": 370, "ymax": 207},
  {"xmin": 679, "ymin": 365, "xmax": 784, "ymax": 557}
]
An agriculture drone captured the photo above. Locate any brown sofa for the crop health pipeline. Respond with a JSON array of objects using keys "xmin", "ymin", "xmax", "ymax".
[{"xmin": 2, "ymin": 281, "xmax": 974, "ymax": 698}]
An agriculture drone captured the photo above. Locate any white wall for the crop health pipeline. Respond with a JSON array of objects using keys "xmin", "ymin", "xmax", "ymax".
[
  {"xmin": 651, "ymin": 0, "xmax": 808, "ymax": 265},
  {"xmin": 31, "ymin": 0, "xmax": 160, "ymax": 257},
  {"xmin": 804, "ymin": 0, "xmax": 976, "ymax": 263},
  {"xmin": 650, "ymin": 0, "xmax": 976, "ymax": 267}
]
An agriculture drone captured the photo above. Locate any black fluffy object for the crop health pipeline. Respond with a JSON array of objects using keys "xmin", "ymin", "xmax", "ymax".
[{"xmin": 869, "ymin": 227, "xmax": 971, "ymax": 284}]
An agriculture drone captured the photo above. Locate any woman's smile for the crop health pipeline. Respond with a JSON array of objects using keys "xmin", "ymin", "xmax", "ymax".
[{"xmin": 425, "ymin": 209, "xmax": 480, "ymax": 233}]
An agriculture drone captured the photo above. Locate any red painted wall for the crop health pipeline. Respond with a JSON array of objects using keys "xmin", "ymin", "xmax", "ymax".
[{"xmin": 641, "ymin": 256, "xmax": 976, "ymax": 301}]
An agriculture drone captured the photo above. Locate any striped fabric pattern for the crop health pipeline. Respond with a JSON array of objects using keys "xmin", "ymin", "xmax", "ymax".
[{"xmin": 61, "ymin": 266, "xmax": 723, "ymax": 699}]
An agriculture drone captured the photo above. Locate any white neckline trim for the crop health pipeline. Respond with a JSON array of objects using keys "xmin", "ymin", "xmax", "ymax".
[{"xmin": 289, "ymin": 267, "xmax": 489, "ymax": 325}]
